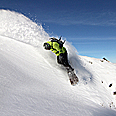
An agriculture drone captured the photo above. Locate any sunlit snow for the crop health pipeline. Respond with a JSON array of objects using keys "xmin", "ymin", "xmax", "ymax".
[{"xmin": 0, "ymin": 10, "xmax": 116, "ymax": 116}]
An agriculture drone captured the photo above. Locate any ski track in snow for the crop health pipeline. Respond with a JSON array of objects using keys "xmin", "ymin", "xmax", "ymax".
[{"xmin": 0, "ymin": 9, "xmax": 116, "ymax": 116}]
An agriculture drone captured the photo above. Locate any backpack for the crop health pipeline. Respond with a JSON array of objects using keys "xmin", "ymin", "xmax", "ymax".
[{"xmin": 49, "ymin": 36, "xmax": 66, "ymax": 48}]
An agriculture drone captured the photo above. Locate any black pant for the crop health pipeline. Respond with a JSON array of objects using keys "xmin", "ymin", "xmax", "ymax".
[{"xmin": 57, "ymin": 52, "xmax": 73, "ymax": 71}]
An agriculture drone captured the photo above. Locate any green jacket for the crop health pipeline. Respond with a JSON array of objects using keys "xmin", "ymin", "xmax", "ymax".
[{"xmin": 46, "ymin": 41, "xmax": 66, "ymax": 56}]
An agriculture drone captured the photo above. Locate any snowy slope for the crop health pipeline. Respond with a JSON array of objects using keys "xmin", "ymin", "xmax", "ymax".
[{"xmin": 0, "ymin": 10, "xmax": 116, "ymax": 116}]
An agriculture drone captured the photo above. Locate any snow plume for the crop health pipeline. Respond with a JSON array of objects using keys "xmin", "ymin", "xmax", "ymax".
[
  {"xmin": 0, "ymin": 9, "xmax": 49, "ymax": 47},
  {"xmin": 0, "ymin": 9, "xmax": 79, "ymax": 63}
]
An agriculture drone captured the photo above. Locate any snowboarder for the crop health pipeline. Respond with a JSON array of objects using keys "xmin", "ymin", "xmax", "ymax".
[
  {"xmin": 43, "ymin": 37, "xmax": 79, "ymax": 85},
  {"xmin": 43, "ymin": 37, "xmax": 73, "ymax": 72}
]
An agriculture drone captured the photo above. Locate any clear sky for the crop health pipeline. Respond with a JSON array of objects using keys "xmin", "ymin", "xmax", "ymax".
[{"xmin": 0, "ymin": 0, "xmax": 116, "ymax": 63}]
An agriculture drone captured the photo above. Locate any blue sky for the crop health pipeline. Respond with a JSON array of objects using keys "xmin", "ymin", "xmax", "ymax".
[{"xmin": 0, "ymin": 0, "xmax": 116, "ymax": 63}]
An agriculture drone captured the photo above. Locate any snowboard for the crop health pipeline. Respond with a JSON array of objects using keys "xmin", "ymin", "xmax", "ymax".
[{"xmin": 66, "ymin": 68, "xmax": 79, "ymax": 86}]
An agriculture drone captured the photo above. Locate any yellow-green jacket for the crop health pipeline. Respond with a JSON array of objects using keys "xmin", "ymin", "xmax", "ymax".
[{"xmin": 45, "ymin": 41, "xmax": 66, "ymax": 56}]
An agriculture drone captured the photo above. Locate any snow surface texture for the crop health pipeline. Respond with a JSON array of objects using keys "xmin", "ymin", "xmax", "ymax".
[{"xmin": 0, "ymin": 10, "xmax": 116, "ymax": 116}]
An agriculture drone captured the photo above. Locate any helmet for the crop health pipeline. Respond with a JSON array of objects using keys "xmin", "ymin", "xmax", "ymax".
[{"xmin": 43, "ymin": 43, "xmax": 51, "ymax": 50}]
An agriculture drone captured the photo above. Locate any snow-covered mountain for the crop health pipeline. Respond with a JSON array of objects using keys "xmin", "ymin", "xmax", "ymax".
[{"xmin": 0, "ymin": 10, "xmax": 116, "ymax": 116}]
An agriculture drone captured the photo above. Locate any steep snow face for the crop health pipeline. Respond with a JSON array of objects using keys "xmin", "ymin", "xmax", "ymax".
[{"xmin": 0, "ymin": 10, "xmax": 116, "ymax": 116}]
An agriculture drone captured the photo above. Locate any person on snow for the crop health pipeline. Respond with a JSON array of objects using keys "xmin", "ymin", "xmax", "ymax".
[{"xmin": 43, "ymin": 37, "xmax": 74, "ymax": 72}]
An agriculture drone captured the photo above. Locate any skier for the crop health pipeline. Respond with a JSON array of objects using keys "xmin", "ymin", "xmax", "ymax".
[
  {"xmin": 43, "ymin": 37, "xmax": 79, "ymax": 85},
  {"xmin": 43, "ymin": 37, "xmax": 74, "ymax": 72}
]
